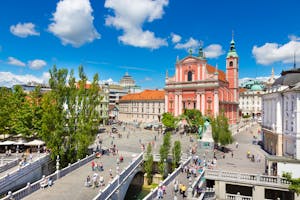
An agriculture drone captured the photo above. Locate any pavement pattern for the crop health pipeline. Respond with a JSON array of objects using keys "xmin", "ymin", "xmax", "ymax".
[{"xmin": 23, "ymin": 124, "xmax": 191, "ymax": 200}]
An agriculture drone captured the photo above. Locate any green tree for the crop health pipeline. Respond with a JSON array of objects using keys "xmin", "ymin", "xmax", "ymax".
[
  {"xmin": 172, "ymin": 141, "xmax": 181, "ymax": 170},
  {"xmin": 162, "ymin": 112, "xmax": 178, "ymax": 130},
  {"xmin": 9, "ymin": 85, "xmax": 34, "ymax": 137},
  {"xmin": 41, "ymin": 66, "xmax": 67, "ymax": 162},
  {"xmin": 159, "ymin": 132, "xmax": 171, "ymax": 178},
  {"xmin": 0, "ymin": 87, "xmax": 13, "ymax": 138},
  {"xmin": 144, "ymin": 143, "xmax": 153, "ymax": 185},
  {"xmin": 181, "ymin": 109, "xmax": 204, "ymax": 133},
  {"xmin": 211, "ymin": 113, "xmax": 233, "ymax": 146},
  {"xmin": 41, "ymin": 65, "xmax": 102, "ymax": 166},
  {"xmin": 283, "ymin": 172, "xmax": 300, "ymax": 195}
]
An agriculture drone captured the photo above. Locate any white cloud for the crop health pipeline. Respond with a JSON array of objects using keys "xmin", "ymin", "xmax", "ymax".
[
  {"xmin": 48, "ymin": 0, "xmax": 100, "ymax": 47},
  {"xmin": 170, "ymin": 33, "xmax": 181, "ymax": 43},
  {"xmin": 204, "ymin": 44, "xmax": 224, "ymax": 58},
  {"xmin": 7, "ymin": 57, "xmax": 26, "ymax": 67},
  {"xmin": 252, "ymin": 36, "xmax": 300, "ymax": 65},
  {"xmin": 288, "ymin": 34, "xmax": 300, "ymax": 41},
  {"xmin": 104, "ymin": 0, "xmax": 168, "ymax": 49},
  {"xmin": 10, "ymin": 22, "xmax": 40, "ymax": 38},
  {"xmin": 174, "ymin": 37, "xmax": 200, "ymax": 50},
  {"xmin": 0, "ymin": 71, "xmax": 50, "ymax": 88},
  {"xmin": 99, "ymin": 78, "xmax": 118, "ymax": 85},
  {"xmin": 28, "ymin": 59, "xmax": 47, "ymax": 70}
]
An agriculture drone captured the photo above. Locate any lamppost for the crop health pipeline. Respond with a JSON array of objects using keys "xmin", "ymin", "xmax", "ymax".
[{"xmin": 56, "ymin": 155, "xmax": 60, "ymax": 179}]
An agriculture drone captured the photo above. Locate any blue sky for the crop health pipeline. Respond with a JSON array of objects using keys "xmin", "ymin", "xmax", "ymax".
[{"xmin": 1, "ymin": 0, "xmax": 300, "ymax": 89}]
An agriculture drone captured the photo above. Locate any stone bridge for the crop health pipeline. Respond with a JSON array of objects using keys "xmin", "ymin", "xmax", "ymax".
[{"xmin": 92, "ymin": 152, "xmax": 144, "ymax": 200}]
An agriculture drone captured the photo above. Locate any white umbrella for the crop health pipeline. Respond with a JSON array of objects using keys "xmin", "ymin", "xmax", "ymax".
[
  {"xmin": 25, "ymin": 139, "xmax": 45, "ymax": 146},
  {"xmin": 0, "ymin": 140, "xmax": 16, "ymax": 145},
  {"xmin": 15, "ymin": 139, "xmax": 27, "ymax": 145}
]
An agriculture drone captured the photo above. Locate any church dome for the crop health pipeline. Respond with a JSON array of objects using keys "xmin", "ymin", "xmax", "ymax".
[
  {"xmin": 251, "ymin": 84, "xmax": 264, "ymax": 91},
  {"xmin": 119, "ymin": 72, "xmax": 135, "ymax": 88}
]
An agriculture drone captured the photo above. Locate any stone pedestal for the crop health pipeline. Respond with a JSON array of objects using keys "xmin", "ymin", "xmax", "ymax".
[{"xmin": 152, "ymin": 173, "xmax": 163, "ymax": 184}]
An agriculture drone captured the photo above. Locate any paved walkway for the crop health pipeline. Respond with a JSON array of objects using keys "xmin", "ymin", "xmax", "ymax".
[
  {"xmin": 23, "ymin": 124, "xmax": 192, "ymax": 200},
  {"xmin": 214, "ymin": 122, "xmax": 265, "ymax": 174},
  {"xmin": 23, "ymin": 152, "xmax": 134, "ymax": 200},
  {"xmin": 163, "ymin": 170, "xmax": 199, "ymax": 200}
]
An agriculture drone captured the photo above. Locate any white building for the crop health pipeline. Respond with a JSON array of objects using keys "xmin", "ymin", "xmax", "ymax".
[
  {"xmin": 239, "ymin": 85, "xmax": 264, "ymax": 119},
  {"xmin": 118, "ymin": 90, "xmax": 165, "ymax": 123},
  {"xmin": 262, "ymin": 68, "xmax": 300, "ymax": 177}
]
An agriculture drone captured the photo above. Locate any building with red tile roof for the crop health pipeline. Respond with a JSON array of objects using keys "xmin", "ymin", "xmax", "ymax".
[
  {"xmin": 165, "ymin": 38, "xmax": 239, "ymax": 124},
  {"xmin": 118, "ymin": 90, "xmax": 165, "ymax": 123}
]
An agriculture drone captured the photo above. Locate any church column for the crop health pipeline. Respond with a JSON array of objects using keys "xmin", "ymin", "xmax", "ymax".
[
  {"xmin": 165, "ymin": 93, "xmax": 168, "ymax": 113},
  {"xmin": 214, "ymin": 89, "xmax": 219, "ymax": 117},
  {"xmin": 196, "ymin": 92, "xmax": 200, "ymax": 110},
  {"xmin": 175, "ymin": 94, "xmax": 178, "ymax": 116},
  {"xmin": 201, "ymin": 91, "xmax": 205, "ymax": 114},
  {"xmin": 179, "ymin": 93, "xmax": 182, "ymax": 115}
]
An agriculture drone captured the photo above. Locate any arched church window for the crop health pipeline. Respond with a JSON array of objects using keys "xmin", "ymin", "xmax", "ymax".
[
  {"xmin": 188, "ymin": 71, "xmax": 192, "ymax": 81},
  {"xmin": 229, "ymin": 61, "xmax": 233, "ymax": 67}
]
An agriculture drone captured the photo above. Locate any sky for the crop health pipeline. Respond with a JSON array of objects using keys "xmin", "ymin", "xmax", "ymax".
[{"xmin": 1, "ymin": 0, "xmax": 300, "ymax": 89}]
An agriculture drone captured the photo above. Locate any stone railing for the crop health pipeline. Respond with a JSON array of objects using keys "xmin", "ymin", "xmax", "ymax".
[
  {"xmin": 143, "ymin": 156, "xmax": 192, "ymax": 200},
  {"xmin": 59, "ymin": 153, "xmax": 95, "ymax": 178},
  {"xmin": 0, "ymin": 158, "xmax": 19, "ymax": 173},
  {"xmin": 198, "ymin": 188, "xmax": 215, "ymax": 200},
  {"xmin": 93, "ymin": 152, "xmax": 144, "ymax": 200},
  {"xmin": 0, "ymin": 154, "xmax": 50, "ymax": 194},
  {"xmin": 1, "ymin": 153, "xmax": 95, "ymax": 200},
  {"xmin": 191, "ymin": 169, "xmax": 205, "ymax": 197},
  {"xmin": 205, "ymin": 169, "xmax": 290, "ymax": 188},
  {"xmin": 226, "ymin": 193, "xmax": 253, "ymax": 200}
]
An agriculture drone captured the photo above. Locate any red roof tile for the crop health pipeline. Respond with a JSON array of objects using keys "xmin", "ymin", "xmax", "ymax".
[
  {"xmin": 120, "ymin": 90, "xmax": 165, "ymax": 101},
  {"xmin": 206, "ymin": 64, "xmax": 227, "ymax": 82}
]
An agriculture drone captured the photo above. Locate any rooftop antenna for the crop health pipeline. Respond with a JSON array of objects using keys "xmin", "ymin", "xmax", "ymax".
[{"xmin": 232, "ymin": 30, "xmax": 234, "ymax": 41}]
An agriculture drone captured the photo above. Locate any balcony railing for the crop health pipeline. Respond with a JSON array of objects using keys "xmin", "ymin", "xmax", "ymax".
[
  {"xmin": 205, "ymin": 169, "xmax": 290, "ymax": 188},
  {"xmin": 226, "ymin": 193, "xmax": 253, "ymax": 200}
]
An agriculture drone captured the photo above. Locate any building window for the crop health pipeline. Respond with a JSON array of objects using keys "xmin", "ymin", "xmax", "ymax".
[
  {"xmin": 188, "ymin": 71, "xmax": 193, "ymax": 81},
  {"xmin": 229, "ymin": 61, "xmax": 233, "ymax": 67}
]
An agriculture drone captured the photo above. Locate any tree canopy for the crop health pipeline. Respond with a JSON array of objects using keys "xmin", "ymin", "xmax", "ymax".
[
  {"xmin": 211, "ymin": 113, "xmax": 233, "ymax": 146},
  {"xmin": 283, "ymin": 172, "xmax": 300, "ymax": 195},
  {"xmin": 162, "ymin": 112, "xmax": 178, "ymax": 129},
  {"xmin": 40, "ymin": 65, "xmax": 101, "ymax": 165},
  {"xmin": 181, "ymin": 109, "xmax": 204, "ymax": 133}
]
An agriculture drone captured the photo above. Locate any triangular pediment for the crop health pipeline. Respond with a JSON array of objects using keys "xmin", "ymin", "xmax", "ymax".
[{"xmin": 179, "ymin": 56, "xmax": 201, "ymax": 64}]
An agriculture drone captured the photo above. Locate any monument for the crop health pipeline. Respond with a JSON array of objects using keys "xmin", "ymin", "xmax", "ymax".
[{"xmin": 198, "ymin": 120, "xmax": 214, "ymax": 150}]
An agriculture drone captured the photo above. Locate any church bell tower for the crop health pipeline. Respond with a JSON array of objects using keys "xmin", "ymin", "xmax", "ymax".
[{"xmin": 226, "ymin": 33, "xmax": 239, "ymax": 102}]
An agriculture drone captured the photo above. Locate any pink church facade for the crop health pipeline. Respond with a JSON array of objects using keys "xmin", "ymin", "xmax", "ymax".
[{"xmin": 164, "ymin": 39, "xmax": 239, "ymax": 124}]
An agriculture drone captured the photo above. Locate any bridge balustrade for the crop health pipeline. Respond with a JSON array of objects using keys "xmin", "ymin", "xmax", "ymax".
[
  {"xmin": 1, "ymin": 153, "xmax": 95, "ymax": 200},
  {"xmin": 205, "ymin": 169, "xmax": 290, "ymax": 187},
  {"xmin": 0, "ymin": 158, "xmax": 19, "ymax": 173},
  {"xmin": 0, "ymin": 154, "xmax": 49, "ymax": 193},
  {"xmin": 143, "ymin": 156, "xmax": 192, "ymax": 200},
  {"xmin": 93, "ymin": 152, "xmax": 144, "ymax": 200},
  {"xmin": 226, "ymin": 193, "xmax": 253, "ymax": 200}
]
